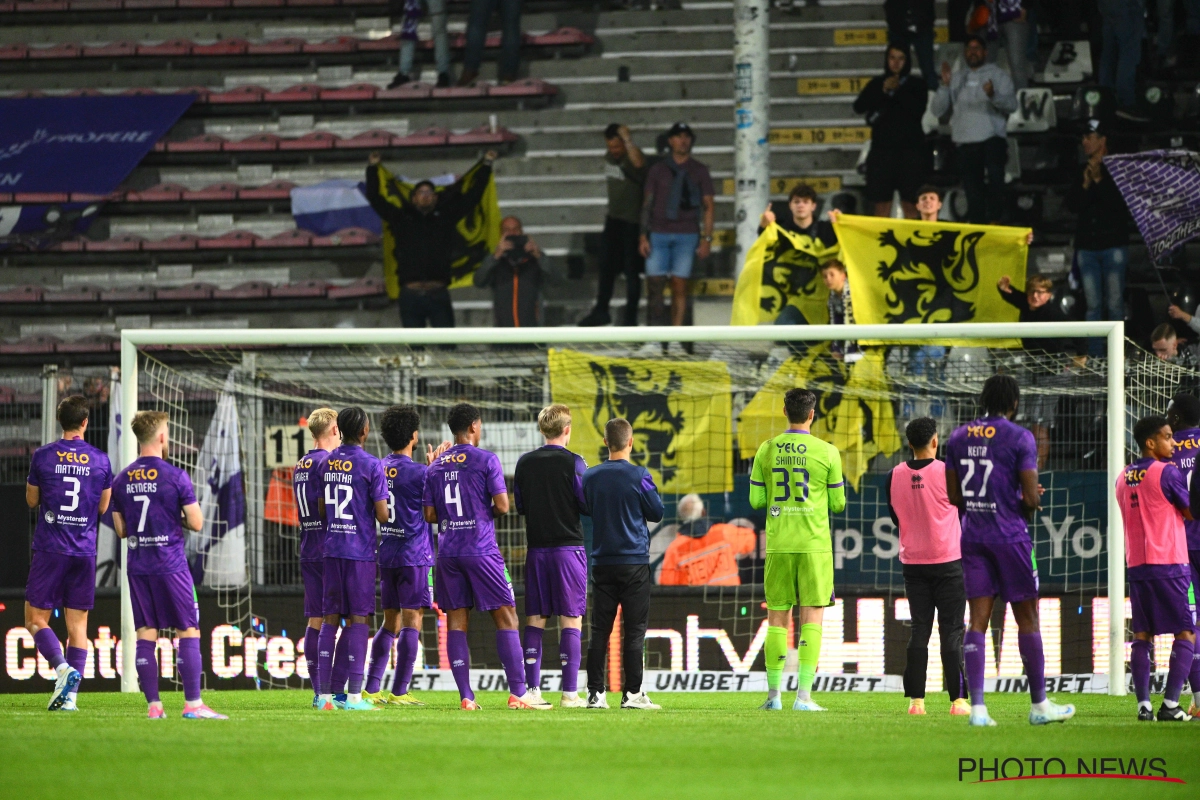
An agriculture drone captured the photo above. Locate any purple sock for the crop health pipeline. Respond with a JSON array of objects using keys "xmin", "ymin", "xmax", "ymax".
[
  {"xmin": 178, "ymin": 637, "xmax": 202, "ymax": 703},
  {"xmin": 1166, "ymin": 639, "xmax": 1195, "ymax": 704},
  {"xmin": 65, "ymin": 646, "xmax": 87, "ymax": 686},
  {"xmin": 560, "ymin": 628, "xmax": 581, "ymax": 693},
  {"xmin": 497, "ymin": 629, "xmax": 526, "ymax": 698},
  {"xmin": 304, "ymin": 627, "xmax": 320, "ymax": 696},
  {"xmin": 391, "ymin": 627, "xmax": 419, "ymax": 696},
  {"xmin": 447, "ymin": 630, "xmax": 474, "ymax": 701},
  {"xmin": 317, "ymin": 623, "xmax": 337, "ymax": 696},
  {"xmin": 1017, "ymin": 632, "xmax": 1047, "ymax": 704},
  {"xmin": 135, "ymin": 639, "xmax": 160, "ymax": 704},
  {"xmin": 963, "ymin": 630, "xmax": 987, "ymax": 706},
  {"xmin": 1131, "ymin": 639, "xmax": 1152, "ymax": 704},
  {"xmin": 345, "ymin": 623, "xmax": 370, "ymax": 695},
  {"xmin": 1190, "ymin": 635, "xmax": 1200, "ymax": 701},
  {"xmin": 33, "ymin": 627, "xmax": 65, "ymax": 670},
  {"xmin": 523, "ymin": 626, "xmax": 544, "ymax": 691},
  {"xmin": 330, "ymin": 625, "xmax": 351, "ymax": 695},
  {"xmin": 365, "ymin": 628, "xmax": 395, "ymax": 694}
]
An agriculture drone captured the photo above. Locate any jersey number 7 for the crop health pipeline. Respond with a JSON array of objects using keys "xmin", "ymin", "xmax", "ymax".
[{"xmin": 772, "ymin": 467, "xmax": 810, "ymax": 502}]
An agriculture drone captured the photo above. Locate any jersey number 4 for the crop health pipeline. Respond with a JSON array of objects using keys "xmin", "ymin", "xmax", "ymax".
[
  {"xmin": 958, "ymin": 458, "xmax": 994, "ymax": 497},
  {"xmin": 772, "ymin": 467, "xmax": 810, "ymax": 502},
  {"xmin": 444, "ymin": 483, "xmax": 463, "ymax": 518},
  {"xmin": 324, "ymin": 484, "xmax": 354, "ymax": 520}
]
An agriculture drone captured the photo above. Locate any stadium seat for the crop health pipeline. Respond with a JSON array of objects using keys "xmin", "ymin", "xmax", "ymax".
[
  {"xmin": 223, "ymin": 134, "xmax": 283, "ymax": 152},
  {"xmin": 183, "ymin": 182, "xmax": 241, "ymax": 200},
  {"xmin": 488, "ymin": 78, "xmax": 557, "ymax": 98},
  {"xmin": 303, "ymin": 37, "xmax": 359, "ymax": 54},
  {"xmin": 136, "ymin": 40, "xmax": 193, "ymax": 57},
  {"xmin": 449, "ymin": 125, "xmax": 518, "ymax": 145},
  {"xmin": 238, "ymin": 180, "xmax": 297, "ymax": 200},
  {"xmin": 377, "ymin": 82, "xmax": 433, "ymax": 100},
  {"xmin": 214, "ymin": 281, "xmax": 272, "ymax": 299},
  {"xmin": 270, "ymin": 279, "xmax": 328, "ymax": 298},
  {"xmin": 334, "ymin": 129, "xmax": 397, "ymax": 149},
  {"xmin": 257, "ymin": 229, "xmax": 314, "ymax": 247},
  {"xmin": 99, "ymin": 285, "xmax": 156, "ymax": 301},
  {"xmin": 327, "ymin": 276, "xmax": 385, "ymax": 299},
  {"xmin": 433, "ymin": 84, "xmax": 487, "ymax": 99},
  {"xmin": 55, "ymin": 335, "xmax": 118, "ymax": 353},
  {"xmin": 247, "ymin": 37, "xmax": 307, "ymax": 54},
  {"xmin": 264, "ymin": 83, "xmax": 323, "ymax": 102},
  {"xmin": 278, "ymin": 131, "xmax": 339, "ymax": 150},
  {"xmin": 167, "ymin": 135, "xmax": 229, "ymax": 152},
  {"xmin": 320, "ymin": 84, "xmax": 379, "ymax": 101},
  {"xmin": 155, "ymin": 282, "xmax": 216, "ymax": 300},
  {"xmin": 126, "ymin": 184, "xmax": 187, "ymax": 202},
  {"xmin": 14, "ymin": 192, "xmax": 69, "ymax": 203},
  {"xmin": 314, "ymin": 226, "xmax": 377, "ymax": 246},
  {"xmin": 43, "ymin": 286, "xmax": 99, "ymax": 302},
  {"xmin": 196, "ymin": 230, "xmax": 261, "ymax": 248},
  {"xmin": 208, "ymin": 85, "xmax": 266, "ymax": 103},
  {"xmin": 142, "ymin": 233, "xmax": 202, "ymax": 251},
  {"xmin": 28, "ymin": 43, "xmax": 82, "ymax": 59},
  {"xmin": 0, "ymin": 286, "xmax": 44, "ymax": 303},
  {"xmin": 396, "ymin": 126, "xmax": 449, "ymax": 146},
  {"xmin": 82, "ymin": 41, "xmax": 138, "ymax": 58},
  {"xmin": 0, "ymin": 336, "xmax": 60, "ymax": 355},
  {"xmin": 85, "ymin": 234, "xmax": 145, "ymax": 251},
  {"xmin": 0, "ymin": 44, "xmax": 30, "ymax": 60}
]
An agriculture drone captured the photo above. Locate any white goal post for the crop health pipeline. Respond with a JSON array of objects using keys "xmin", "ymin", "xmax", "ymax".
[{"xmin": 117, "ymin": 321, "xmax": 1127, "ymax": 695}]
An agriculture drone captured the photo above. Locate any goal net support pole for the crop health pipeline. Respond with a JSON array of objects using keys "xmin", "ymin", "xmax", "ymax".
[{"xmin": 117, "ymin": 321, "xmax": 1127, "ymax": 695}]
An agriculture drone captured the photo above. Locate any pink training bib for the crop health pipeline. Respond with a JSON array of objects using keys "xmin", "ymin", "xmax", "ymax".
[
  {"xmin": 1117, "ymin": 460, "xmax": 1188, "ymax": 568},
  {"xmin": 890, "ymin": 460, "xmax": 961, "ymax": 564}
]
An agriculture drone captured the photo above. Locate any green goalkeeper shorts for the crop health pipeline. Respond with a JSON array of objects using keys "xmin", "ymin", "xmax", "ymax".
[{"xmin": 764, "ymin": 551, "xmax": 835, "ymax": 610}]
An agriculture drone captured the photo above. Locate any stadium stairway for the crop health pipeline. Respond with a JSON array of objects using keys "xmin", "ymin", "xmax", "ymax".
[{"xmin": 3, "ymin": 0, "xmax": 1195, "ymax": 356}]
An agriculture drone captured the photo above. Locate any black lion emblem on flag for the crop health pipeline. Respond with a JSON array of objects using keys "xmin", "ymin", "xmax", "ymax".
[
  {"xmin": 875, "ymin": 228, "xmax": 984, "ymax": 323},
  {"xmin": 759, "ymin": 235, "xmax": 824, "ymax": 316},
  {"xmin": 589, "ymin": 362, "xmax": 685, "ymax": 483}
]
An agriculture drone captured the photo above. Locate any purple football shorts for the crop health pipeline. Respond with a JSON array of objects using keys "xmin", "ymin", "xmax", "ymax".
[
  {"xmin": 25, "ymin": 550, "xmax": 96, "ymax": 611},
  {"xmin": 301, "ymin": 560, "xmax": 324, "ymax": 618},
  {"xmin": 435, "ymin": 552, "xmax": 515, "ymax": 611},
  {"xmin": 129, "ymin": 570, "xmax": 199, "ymax": 630},
  {"xmin": 380, "ymin": 565, "xmax": 433, "ymax": 610},
  {"xmin": 961, "ymin": 538, "xmax": 1038, "ymax": 604},
  {"xmin": 524, "ymin": 547, "xmax": 587, "ymax": 618},
  {"xmin": 322, "ymin": 557, "xmax": 377, "ymax": 617}
]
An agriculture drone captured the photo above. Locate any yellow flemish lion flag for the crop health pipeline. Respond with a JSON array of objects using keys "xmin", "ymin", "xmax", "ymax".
[
  {"xmin": 832, "ymin": 214, "xmax": 1029, "ymax": 346},
  {"xmin": 738, "ymin": 343, "xmax": 900, "ymax": 491},
  {"xmin": 731, "ymin": 223, "xmax": 839, "ymax": 326},
  {"xmin": 548, "ymin": 349, "xmax": 733, "ymax": 493},
  {"xmin": 370, "ymin": 162, "xmax": 501, "ymax": 298}
]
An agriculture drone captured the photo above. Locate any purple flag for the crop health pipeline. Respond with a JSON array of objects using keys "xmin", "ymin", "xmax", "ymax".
[{"xmin": 1104, "ymin": 149, "xmax": 1200, "ymax": 261}]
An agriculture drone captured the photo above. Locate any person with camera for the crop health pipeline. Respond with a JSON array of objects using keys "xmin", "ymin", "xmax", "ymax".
[{"xmin": 474, "ymin": 215, "xmax": 549, "ymax": 327}]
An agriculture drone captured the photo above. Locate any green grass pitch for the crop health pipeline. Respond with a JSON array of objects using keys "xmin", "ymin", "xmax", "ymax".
[{"xmin": 1, "ymin": 690, "xmax": 1197, "ymax": 799}]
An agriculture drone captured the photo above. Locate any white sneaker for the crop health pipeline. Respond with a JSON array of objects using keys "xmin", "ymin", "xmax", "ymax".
[
  {"xmin": 513, "ymin": 690, "xmax": 553, "ymax": 710},
  {"xmin": 665, "ymin": 341, "xmax": 686, "ymax": 356},
  {"xmin": 621, "ymin": 691, "xmax": 661, "ymax": 710},
  {"xmin": 586, "ymin": 690, "xmax": 609, "ymax": 709},
  {"xmin": 559, "ymin": 692, "xmax": 587, "ymax": 708},
  {"xmin": 1029, "ymin": 700, "xmax": 1075, "ymax": 725},
  {"xmin": 59, "ymin": 698, "xmax": 78, "ymax": 712},
  {"xmin": 634, "ymin": 342, "xmax": 664, "ymax": 359},
  {"xmin": 48, "ymin": 663, "xmax": 81, "ymax": 711},
  {"xmin": 792, "ymin": 697, "xmax": 826, "ymax": 711}
]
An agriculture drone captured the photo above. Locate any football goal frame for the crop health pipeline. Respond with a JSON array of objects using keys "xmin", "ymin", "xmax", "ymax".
[{"xmin": 118, "ymin": 321, "xmax": 1127, "ymax": 695}]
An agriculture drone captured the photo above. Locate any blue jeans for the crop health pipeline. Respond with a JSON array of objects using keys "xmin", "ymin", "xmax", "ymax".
[
  {"xmin": 1077, "ymin": 246, "xmax": 1127, "ymax": 355},
  {"xmin": 463, "ymin": 0, "xmax": 522, "ymax": 79},
  {"xmin": 1157, "ymin": 0, "xmax": 1200, "ymax": 55},
  {"xmin": 399, "ymin": 0, "xmax": 450, "ymax": 76},
  {"xmin": 1099, "ymin": 0, "xmax": 1145, "ymax": 110},
  {"xmin": 644, "ymin": 232, "xmax": 699, "ymax": 278}
]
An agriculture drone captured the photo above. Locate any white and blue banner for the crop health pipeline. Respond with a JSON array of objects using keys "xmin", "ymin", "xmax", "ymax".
[
  {"xmin": 189, "ymin": 371, "xmax": 247, "ymax": 588},
  {"xmin": 290, "ymin": 179, "xmax": 382, "ymax": 236}
]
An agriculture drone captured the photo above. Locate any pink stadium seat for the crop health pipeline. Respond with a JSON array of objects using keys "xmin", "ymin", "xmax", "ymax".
[
  {"xmin": 224, "ymin": 133, "xmax": 282, "ymax": 152},
  {"xmin": 264, "ymin": 83, "xmax": 322, "ymax": 102},
  {"xmin": 15, "ymin": 192, "xmax": 69, "ymax": 203},
  {"xmin": 270, "ymin": 280, "xmax": 328, "ymax": 298},
  {"xmin": 238, "ymin": 180, "xmax": 296, "ymax": 200},
  {"xmin": 395, "ymin": 126, "xmax": 449, "ymax": 147},
  {"xmin": 28, "ymin": 43, "xmax": 83, "ymax": 59},
  {"xmin": 196, "ymin": 230, "xmax": 260, "ymax": 249},
  {"xmin": 142, "ymin": 233, "xmax": 201, "ymax": 251},
  {"xmin": 191, "ymin": 39, "xmax": 249, "ymax": 56},
  {"xmin": 65, "ymin": 88, "xmax": 106, "ymax": 96},
  {"xmin": 167, "ymin": 134, "xmax": 228, "ymax": 152},
  {"xmin": 288, "ymin": 0, "xmax": 340, "ymax": 6},
  {"xmin": 214, "ymin": 281, "xmax": 272, "ymax": 299},
  {"xmin": 357, "ymin": 35, "xmax": 400, "ymax": 52},
  {"xmin": 247, "ymin": 37, "xmax": 306, "ymax": 54},
  {"xmin": 69, "ymin": 192, "xmax": 113, "ymax": 202},
  {"xmin": 176, "ymin": 86, "xmax": 212, "ymax": 101},
  {"xmin": 83, "ymin": 41, "xmax": 138, "ymax": 57},
  {"xmin": 85, "ymin": 234, "xmax": 145, "ymax": 252},
  {"xmin": 302, "ymin": 36, "xmax": 358, "ymax": 54},
  {"xmin": 448, "ymin": 125, "xmax": 516, "ymax": 145},
  {"xmin": 56, "ymin": 335, "xmax": 118, "ymax": 354},
  {"xmin": 334, "ymin": 129, "xmax": 397, "ymax": 149},
  {"xmin": 278, "ymin": 131, "xmax": 340, "ymax": 150},
  {"xmin": 0, "ymin": 285, "xmax": 44, "ymax": 303},
  {"xmin": 432, "ymin": 83, "xmax": 486, "ymax": 99},
  {"xmin": 257, "ymin": 229, "xmax": 314, "ymax": 248},
  {"xmin": 183, "ymin": 182, "xmax": 240, "ymax": 200},
  {"xmin": 0, "ymin": 194, "xmax": 9, "ymax": 204},
  {"xmin": 44, "ymin": 286, "xmax": 99, "ymax": 302},
  {"xmin": 207, "ymin": 85, "xmax": 265, "ymax": 103},
  {"xmin": 377, "ymin": 82, "xmax": 433, "ymax": 100},
  {"xmin": 532, "ymin": 27, "xmax": 594, "ymax": 46},
  {"xmin": 488, "ymin": 78, "xmax": 556, "ymax": 97},
  {"xmin": 74, "ymin": 0, "xmax": 123, "ymax": 6},
  {"xmin": 124, "ymin": 0, "xmax": 175, "ymax": 8},
  {"xmin": 0, "ymin": 44, "xmax": 29, "ymax": 60},
  {"xmin": 7, "ymin": 90, "xmax": 46, "ymax": 98},
  {"xmin": 178, "ymin": 0, "xmax": 230, "ymax": 7},
  {"xmin": 0, "ymin": 336, "xmax": 60, "ymax": 355},
  {"xmin": 16, "ymin": 1, "xmax": 67, "ymax": 10},
  {"xmin": 56, "ymin": 239, "xmax": 86, "ymax": 252},
  {"xmin": 137, "ymin": 39, "xmax": 193, "ymax": 57},
  {"xmin": 232, "ymin": 0, "xmax": 284, "ymax": 6},
  {"xmin": 100, "ymin": 286, "xmax": 155, "ymax": 301},
  {"xmin": 121, "ymin": 87, "xmax": 164, "ymax": 96},
  {"xmin": 320, "ymin": 83, "xmax": 378, "ymax": 101},
  {"xmin": 126, "ymin": 183, "xmax": 186, "ymax": 202},
  {"xmin": 327, "ymin": 276, "xmax": 385, "ymax": 299},
  {"xmin": 314, "ymin": 226, "xmax": 377, "ymax": 246},
  {"xmin": 155, "ymin": 282, "xmax": 216, "ymax": 300}
]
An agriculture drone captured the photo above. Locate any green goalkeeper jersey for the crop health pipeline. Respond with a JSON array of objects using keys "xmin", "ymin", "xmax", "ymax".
[{"xmin": 749, "ymin": 430, "xmax": 846, "ymax": 553}]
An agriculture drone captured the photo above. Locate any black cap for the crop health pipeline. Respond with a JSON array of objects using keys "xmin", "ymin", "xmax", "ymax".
[
  {"xmin": 1084, "ymin": 118, "xmax": 1108, "ymax": 137},
  {"xmin": 666, "ymin": 122, "xmax": 695, "ymax": 140},
  {"xmin": 964, "ymin": 33, "xmax": 987, "ymax": 49}
]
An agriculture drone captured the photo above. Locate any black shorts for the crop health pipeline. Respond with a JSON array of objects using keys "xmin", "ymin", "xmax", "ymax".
[{"xmin": 865, "ymin": 145, "xmax": 930, "ymax": 204}]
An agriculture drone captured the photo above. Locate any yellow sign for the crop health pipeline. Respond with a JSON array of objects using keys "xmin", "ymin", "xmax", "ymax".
[
  {"xmin": 722, "ymin": 176, "xmax": 843, "ymax": 195},
  {"xmin": 833, "ymin": 27, "xmax": 949, "ymax": 46},
  {"xmin": 547, "ymin": 349, "xmax": 733, "ymax": 494},
  {"xmin": 797, "ymin": 76, "xmax": 871, "ymax": 95},
  {"xmin": 264, "ymin": 425, "xmax": 312, "ymax": 468},
  {"xmin": 770, "ymin": 127, "xmax": 871, "ymax": 146},
  {"xmin": 691, "ymin": 279, "xmax": 735, "ymax": 297}
]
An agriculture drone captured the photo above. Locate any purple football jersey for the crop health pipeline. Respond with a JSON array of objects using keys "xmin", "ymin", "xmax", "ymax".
[
  {"xmin": 111, "ymin": 456, "xmax": 197, "ymax": 575},
  {"xmin": 293, "ymin": 448, "xmax": 330, "ymax": 563},
  {"xmin": 379, "ymin": 453, "xmax": 434, "ymax": 568},
  {"xmin": 422, "ymin": 443, "xmax": 508, "ymax": 557},
  {"xmin": 1169, "ymin": 426, "xmax": 1200, "ymax": 549},
  {"xmin": 946, "ymin": 416, "xmax": 1038, "ymax": 544},
  {"xmin": 319, "ymin": 444, "xmax": 387, "ymax": 562},
  {"xmin": 27, "ymin": 438, "xmax": 113, "ymax": 557}
]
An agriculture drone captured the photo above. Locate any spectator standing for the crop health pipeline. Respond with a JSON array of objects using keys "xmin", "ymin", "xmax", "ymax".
[
  {"xmin": 1099, "ymin": 0, "xmax": 1149, "ymax": 120},
  {"xmin": 365, "ymin": 150, "xmax": 497, "ymax": 328},
  {"xmin": 930, "ymin": 35, "xmax": 1018, "ymax": 224},
  {"xmin": 821, "ymin": 260, "xmax": 861, "ymax": 362},
  {"xmin": 459, "ymin": 0, "xmax": 521, "ymax": 86},
  {"xmin": 639, "ymin": 123, "xmax": 715, "ymax": 328},
  {"xmin": 581, "ymin": 125, "xmax": 647, "ymax": 327},
  {"xmin": 916, "ymin": 184, "xmax": 944, "ymax": 220},
  {"xmin": 995, "ymin": 0, "xmax": 1033, "ymax": 89},
  {"xmin": 1064, "ymin": 119, "xmax": 1131, "ymax": 355},
  {"xmin": 885, "ymin": 0, "xmax": 939, "ymax": 89},
  {"xmin": 885, "ymin": 417, "xmax": 969, "ymax": 717},
  {"xmin": 388, "ymin": 0, "xmax": 451, "ymax": 89},
  {"xmin": 474, "ymin": 216, "xmax": 548, "ymax": 327},
  {"xmin": 1154, "ymin": 0, "xmax": 1200, "ymax": 71},
  {"xmin": 659, "ymin": 494, "xmax": 756, "ymax": 586},
  {"xmin": 582, "ymin": 418, "xmax": 664, "ymax": 710},
  {"xmin": 757, "ymin": 184, "xmax": 839, "ymax": 326},
  {"xmin": 854, "ymin": 44, "xmax": 931, "ymax": 218}
]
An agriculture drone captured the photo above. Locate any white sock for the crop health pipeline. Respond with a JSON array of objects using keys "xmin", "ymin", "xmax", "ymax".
[
  {"xmin": 1164, "ymin": 698, "xmax": 1179, "ymax": 709},
  {"xmin": 1139, "ymin": 700, "xmax": 1153, "ymax": 711},
  {"xmin": 318, "ymin": 693, "xmax": 332, "ymax": 704},
  {"xmin": 185, "ymin": 698, "xmax": 203, "ymax": 709},
  {"xmin": 767, "ymin": 688, "xmax": 780, "ymax": 701},
  {"xmin": 349, "ymin": 692, "xmax": 362, "ymax": 704},
  {"xmin": 68, "ymin": 692, "xmax": 77, "ymax": 703},
  {"xmin": 56, "ymin": 662, "xmax": 71, "ymax": 677},
  {"xmin": 795, "ymin": 689, "xmax": 811, "ymax": 702},
  {"xmin": 1031, "ymin": 701, "xmax": 1048, "ymax": 713},
  {"xmin": 972, "ymin": 704, "xmax": 987, "ymax": 714},
  {"xmin": 562, "ymin": 691, "xmax": 578, "ymax": 700}
]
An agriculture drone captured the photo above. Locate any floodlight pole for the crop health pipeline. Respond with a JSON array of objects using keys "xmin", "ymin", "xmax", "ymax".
[{"xmin": 733, "ymin": 0, "xmax": 770, "ymax": 276}]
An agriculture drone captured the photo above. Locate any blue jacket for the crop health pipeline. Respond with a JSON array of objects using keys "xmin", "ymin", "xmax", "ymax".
[{"xmin": 582, "ymin": 459, "xmax": 664, "ymax": 566}]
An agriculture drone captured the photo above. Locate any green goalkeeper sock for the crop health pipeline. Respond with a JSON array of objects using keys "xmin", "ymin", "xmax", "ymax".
[
  {"xmin": 765, "ymin": 625, "xmax": 788, "ymax": 696},
  {"xmin": 797, "ymin": 623, "xmax": 823, "ymax": 698}
]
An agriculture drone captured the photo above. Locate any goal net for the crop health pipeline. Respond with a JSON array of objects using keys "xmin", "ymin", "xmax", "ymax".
[{"xmin": 111, "ymin": 322, "xmax": 1132, "ymax": 694}]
